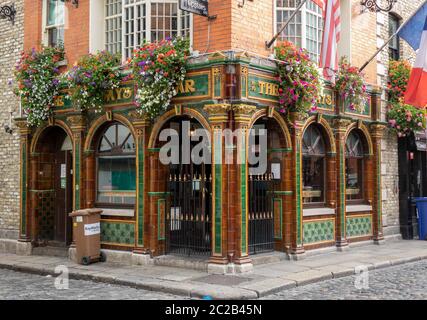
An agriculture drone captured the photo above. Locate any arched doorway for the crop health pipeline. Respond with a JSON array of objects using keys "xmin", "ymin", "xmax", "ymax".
[
  {"xmin": 248, "ymin": 116, "xmax": 286, "ymax": 254},
  {"xmin": 33, "ymin": 126, "xmax": 73, "ymax": 246},
  {"xmin": 157, "ymin": 116, "xmax": 212, "ymax": 256}
]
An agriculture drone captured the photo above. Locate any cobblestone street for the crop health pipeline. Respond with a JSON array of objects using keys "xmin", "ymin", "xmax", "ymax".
[
  {"xmin": 0, "ymin": 269, "xmax": 186, "ymax": 300},
  {"xmin": 263, "ymin": 260, "xmax": 427, "ymax": 300},
  {"xmin": 1, "ymin": 259, "xmax": 427, "ymax": 300}
]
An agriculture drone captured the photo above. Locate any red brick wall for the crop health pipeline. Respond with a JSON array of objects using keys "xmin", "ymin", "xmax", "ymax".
[
  {"xmin": 23, "ymin": 0, "xmax": 89, "ymax": 66},
  {"xmin": 63, "ymin": 0, "xmax": 90, "ymax": 65},
  {"xmin": 193, "ymin": 0, "xmax": 232, "ymax": 53},
  {"xmin": 23, "ymin": 0, "xmax": 43, "ymax": 51}
]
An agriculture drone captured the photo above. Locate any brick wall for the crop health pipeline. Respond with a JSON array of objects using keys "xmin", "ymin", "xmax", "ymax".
[
  {"xmin": 376, "ymin": 0, "xmax": 424, "ymax": 237},
  {"xmin": 350, "ymin": 0, "xmax": 378, "ymax": 85},
  {"xmin": 0, "ymin": 0, "xmax": 24, "ymax": 239}
]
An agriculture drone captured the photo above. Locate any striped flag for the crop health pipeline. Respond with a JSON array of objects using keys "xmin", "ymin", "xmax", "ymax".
[
  {"xmin": 319, "ymin": 0, "xmax": 341, "ymax": 83},
  {"xmin": 405, "ymin": 16, "xmax": 427, "ymax": 108}
]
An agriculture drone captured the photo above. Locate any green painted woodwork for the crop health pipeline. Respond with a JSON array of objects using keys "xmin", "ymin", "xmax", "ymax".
[
  {"xmin": 214, "ymin": 129, "xmax": 222, "ymax": 254},
  {"xmin": 303, "ymin": 219, "xmax": 335, "ymax": 244},
  {"xmin": 346, "ymin": 215, "xmax": 373, "ymax": 238},
  {"xmin": 340, "ymin": 141, "xmax": 346, "ymax": 238},
  {"xmin": 103, "ymin": 83, "xmax": 135, "ymax": 107},
  {"xmin": 101, "ymin": 221, "xmax": 135, "ymax": 245},
  {"xmin": 175, "ymin": 73, "xmax": 210, "ymax": 99},
  {"xmin": 344, "ymin": 96, "xmax": 371, "ymax": 117},
  {"xmin": 247, "ymin": 73, "xmax": 279, "ymax": 103}
]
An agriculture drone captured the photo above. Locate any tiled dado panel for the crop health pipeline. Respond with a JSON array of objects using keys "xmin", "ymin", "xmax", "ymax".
[
  {"xmin": 303, "ymin": 219, "xmax": 335, "ymax": 245},
  {"xmin": 346, "ymin": 215, "xmax": 373, "ymax": 239},
  {"xmin": 100, "ymin": 220, "xmax": 135, "ymax": 246}
]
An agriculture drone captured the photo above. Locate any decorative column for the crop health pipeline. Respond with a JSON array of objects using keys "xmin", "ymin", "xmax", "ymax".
[
  {"xmin": 288, "ymin": 113, "xmax": 307, "ymax": 259},
  {"xmin": 204, "ymin": 104, "xmax": 230, "ymax": 272},
  {"xmin": 67, "ymin": 115, "xmax": 86, "ymax": 211},
  {"xmin": 371, "ymin": 123, "xmax": 387, "ymax": 244},
  {"xmin": 15, "ymin": 119, "xmax": 31, "ymax": 244},
  {"xmin": 233, "ymin": 104, "xmax": 257, "ymax": 272},
  {"xmin": 130, "ymin": 111, "xmax": 151, "ymax": 253},
  {"xmin": 333, "ymin": 118, "xmax": 352, "ymax": 249}
]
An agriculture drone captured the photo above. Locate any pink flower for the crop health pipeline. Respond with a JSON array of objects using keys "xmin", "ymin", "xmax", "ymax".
[{"xmin": 389, "ymin": 119, "xmax": 396, "ymax": 127}]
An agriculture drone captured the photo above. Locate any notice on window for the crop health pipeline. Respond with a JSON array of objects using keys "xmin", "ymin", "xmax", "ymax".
[{"xmin": 84, "ymin": 222, "xmax": 101, "ymax": 236}]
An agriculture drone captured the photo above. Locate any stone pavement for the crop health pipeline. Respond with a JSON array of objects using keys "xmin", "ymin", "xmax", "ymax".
[
  {"xmin": 0, "ymin": 239, "xmax": 426, "ymax": 300},
  {"xmin": 263, "ymin": 259, "xmax": 427, "ymax": 300}
]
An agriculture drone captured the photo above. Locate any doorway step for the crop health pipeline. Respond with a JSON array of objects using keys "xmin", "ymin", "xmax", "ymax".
[{"xmin": 32, "ymin": 245, "xmax": 69, "ymax": 258}]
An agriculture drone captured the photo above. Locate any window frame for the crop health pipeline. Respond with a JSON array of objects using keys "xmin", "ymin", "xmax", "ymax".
[
  {"xmin": 274, "ymin": 0, "xmax": 324, "ymax": 62},
  {"xmin": 95, "ymin": 122, "xmax": 137, "ymax": 210},
  {"xmin": 345, "ymin": 130, "xmax": 366, "ymax": 204},
  {"xmin": 302, "ymin": 125, "xmax": 327, "ymax": 208},
  {"xmin": 388, "ymin": 13, "xmax": 401, "ymax": 61},
  {"xmin": 42, "ymin": 0, "xmax": 65, "ymax": 47},
  {"xmin": 104, "ymin": 0, "xmax": 194, "ymax": 60}
]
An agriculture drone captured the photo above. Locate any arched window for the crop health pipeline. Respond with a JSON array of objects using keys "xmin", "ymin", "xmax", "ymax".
[
  {"xmin": 96, "ymin": 122, "xmax": 136, "ymax": 208},
  {"xmin": 302, "ymin": 125, "xmax": 326, "ymax": 205},
  {"xmin": 346, "ymin": 131, "xmax": 365, "ymax": 202}
]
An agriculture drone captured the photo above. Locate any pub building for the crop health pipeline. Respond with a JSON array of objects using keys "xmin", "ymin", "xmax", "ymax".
[{"xmin": 14, "ymin": 0, "xmax": 386, "ymax": 273}]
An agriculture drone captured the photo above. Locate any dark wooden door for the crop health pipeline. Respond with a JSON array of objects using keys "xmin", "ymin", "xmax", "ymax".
[{"xmin": 54, "ymin": 150, "xmax": 73, "ymax": 245}]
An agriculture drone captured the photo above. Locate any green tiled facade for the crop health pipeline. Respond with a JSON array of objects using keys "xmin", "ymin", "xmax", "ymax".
[
  {"xmin": 303, "ymin": 219, "xmax": 335, "ymax": 244},
  {"xmin": 346, "ymin": 215, "xmax": 373, "ymax": 238},
  {"xmin": 100, "ymin": 221, "xmax": 135, "ymax": 246}
]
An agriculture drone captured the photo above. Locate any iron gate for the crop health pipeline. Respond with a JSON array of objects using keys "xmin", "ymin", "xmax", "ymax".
[
  {"xmin": 248, "ymin": 174, "xmax": 275, "ymax": 254},
  {"xmin": 166, "ymin": 165, "xmax": 212, "ymax": 256}
]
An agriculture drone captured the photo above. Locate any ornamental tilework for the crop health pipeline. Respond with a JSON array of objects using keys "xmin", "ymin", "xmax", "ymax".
[
  {"xmin": 101, "ymin": 221, "xmax": 135, "ymax": 245},
  {"xmin": 346, "ymin": 216, "xmax": 373, "ymax": 238},
  {"xmin": 303, "ymin": 219, "xmax": 335, "ymax": 244}
]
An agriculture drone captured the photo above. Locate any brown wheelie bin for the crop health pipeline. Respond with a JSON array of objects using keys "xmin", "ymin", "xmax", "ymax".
[{"xmin": 69, "ymin": 209, "xmax": 106, "ymax": 265}]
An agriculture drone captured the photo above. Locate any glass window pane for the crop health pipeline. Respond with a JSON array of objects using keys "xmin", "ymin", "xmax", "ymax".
[{"xmin": 303, "ymin": 156, "xmax": 325, "ymax": 203}]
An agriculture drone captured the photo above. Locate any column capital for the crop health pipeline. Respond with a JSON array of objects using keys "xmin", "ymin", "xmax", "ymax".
[
  {"xmin": 67, "ymin": 114, "xmax": 86, "ymax": 132},
  {"xmin": 204, "ymin": 103, "xmax": 230, "ymax": 123},
  {"xmin": 14, "ymin": 118, "xmax": 31, "ymax": 135},
  {"xmin": 370, "ymin": 123, "xmax": 387, "ymax": 139},
  {"xmin": 128, "ymin": 109, "xmax": 151, "ymax": 127},
  {"xmin": 232, "ymin": 104, "xmax": 257, "ymax": 124},
  {"xmin": 332, "ymin": 118, "xmax": 352, "ymax": 132}
]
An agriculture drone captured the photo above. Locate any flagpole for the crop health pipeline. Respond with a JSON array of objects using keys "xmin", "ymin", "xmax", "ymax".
[
  {"xmin": 359, "ymin": 0, "xmax": 427, "ymax": 72},
  {"xmin": 265, "ymin": 0, "xmax": 309, "ymax": 49}
]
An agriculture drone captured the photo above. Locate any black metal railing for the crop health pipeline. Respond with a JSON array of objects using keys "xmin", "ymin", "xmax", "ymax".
[
  {"xmin": 248, "ymin": 174, "xmax": 275, "ymax": 254},
  {"xmin": 166, "ymin": 170, "xmax": 212, "ymax": 256}
]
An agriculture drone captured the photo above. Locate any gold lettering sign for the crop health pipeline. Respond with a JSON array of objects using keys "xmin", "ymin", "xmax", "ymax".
[
  {"xmin": 104, "ymin": 86, "xmax": 133, "ymax": 104},
  {"xmin": 177, "ymin": 79, "xmax": 196, "ymax": 94},
  {"xmin": 54, "ymin": 95, "xmax": 65, "ymax": 107},
  {"xmin": 257, "ymin": 81, "xmax": 279, "ymax": 97}
]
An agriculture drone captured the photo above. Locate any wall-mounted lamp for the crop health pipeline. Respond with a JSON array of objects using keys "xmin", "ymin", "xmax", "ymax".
[
  {"xmin": 4, "ymin": 111, "xmax": 14, "ymax": 135},
  {"xmin": 238, "ymin": 0, "xmax": 254, "ymax": 8},
  {"xmin": 361, "ymin": 0, "xmax": 397, "ymax": 13},
  {"xmin": 0, "ymin": 4, "xmax": 16, "ymax": 25}
]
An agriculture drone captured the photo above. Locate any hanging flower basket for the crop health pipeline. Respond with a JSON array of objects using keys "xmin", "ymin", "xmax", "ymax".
[
  {"xmin": 274, "ymin": 41, "xmax": 321, "ymax": 116},
  {"xmin": 335, "ymin": 57, "xmax": 368, "ymax": 113},
  {"xmin": 14, "ymin": 45, "xmax": 65, "ymax": 127},
  {"xmin": 388, "ymin": 60, "xmax": 411, "ymax": 103},
  {"xmin": 63, "ymin": 51, "xmax": 122, "ymax": 112},
  {"xmin": 130, "ymin": 37, "xmax": 190, "ymax": 119},
  {"xmin": 387, "ymin": 102, "xmax": 425, "ymax": 137}
]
